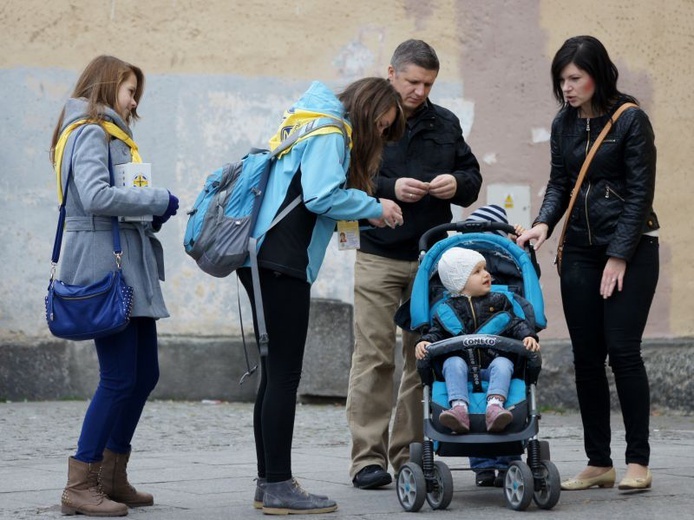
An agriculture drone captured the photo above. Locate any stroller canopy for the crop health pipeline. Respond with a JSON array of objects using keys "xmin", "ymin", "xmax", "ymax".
[{"xmin": 409, "ymin": 232, "xmax": 547, "ymax": 332}]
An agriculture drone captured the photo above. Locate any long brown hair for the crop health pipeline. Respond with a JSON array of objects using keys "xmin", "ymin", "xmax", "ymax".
[
  {"xmin": 338, "ymin": 77, "xmax": 405, "ymax": 194},
  {"xmin": 49, "ymin": 55, "xmax": 144, "ymax": 163}
]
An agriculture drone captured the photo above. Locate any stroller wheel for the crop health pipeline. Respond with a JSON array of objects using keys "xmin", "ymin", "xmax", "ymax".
[
  {"xmin": 426, "ymin": 461, "xmax": 453, "ymax": 510},
  {"xmin": 396, "ymin": 462, "xmax": 426, "ymax": 512},
  {"xmin": 503, "ymin": 461, "xmax": 534, "ymax": 511},
  {"xmin": 532, "ymin": 460, "xmax": 561, "ymax": 510}
]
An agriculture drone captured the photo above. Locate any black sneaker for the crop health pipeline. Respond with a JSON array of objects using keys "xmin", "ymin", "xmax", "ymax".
[
  {"xmin": 352, "ymin": 465, "xmax": 392, "ymax": 489},
  {"xmin": 475, "ymin": 469, "xmax": 496, "ymax": 487}
]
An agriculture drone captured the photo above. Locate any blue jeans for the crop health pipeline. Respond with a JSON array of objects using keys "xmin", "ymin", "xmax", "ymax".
[
  {"xmin": 470, "ymin": 455, "xmax": 520, "ymax": 471},
  {"xmin": 443, "ymin": 355, "xmax": 517, "ymax": 472},
  {"xmin": 441, "ymin": 355, "xmax": 514, "ymax": 405},
  {"xmin": 75, "ymin": 318, "xmax": 159, "ymax": 462}
]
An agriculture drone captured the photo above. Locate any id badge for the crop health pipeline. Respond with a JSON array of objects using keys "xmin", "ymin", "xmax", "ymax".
[{"xmin": 337, "ymin": 220, "xmax": 360, "ymax": 250}]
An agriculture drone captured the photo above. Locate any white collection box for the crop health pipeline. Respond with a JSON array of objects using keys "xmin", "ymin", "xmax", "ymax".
[{"xmin": 115, "ymin": 162, "xmax": 153, "ymax": 222}]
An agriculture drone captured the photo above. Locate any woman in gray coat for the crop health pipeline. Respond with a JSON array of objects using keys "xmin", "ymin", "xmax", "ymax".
[{"xmin": 49, "ymin": 55, "xmax": 179, "ymax": 517}]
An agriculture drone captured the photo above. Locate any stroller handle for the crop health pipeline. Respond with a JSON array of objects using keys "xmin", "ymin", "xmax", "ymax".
[
  {"xmin": 423, "ymin": 334, "xmax": 539, "ymax": 361},
  {"xmin": 418, "ymin": 221, "xmax": 516, "ymax": 253},
  {"xmin": 416, "ymin": 334, "xmax": 542, "ymax": 386}
]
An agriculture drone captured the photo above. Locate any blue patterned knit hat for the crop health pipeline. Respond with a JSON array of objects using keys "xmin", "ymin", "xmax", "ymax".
[{"xmin": 464, "ymin": 204, "xmax": 509, "ymax": 236}]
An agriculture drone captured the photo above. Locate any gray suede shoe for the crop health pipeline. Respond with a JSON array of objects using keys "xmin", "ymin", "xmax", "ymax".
[
  {"xmin": 253, "ymin": 478, "xmax": 266, "ymax": 509},
  {"xmin": 262, "ymin": 478, "xmax": 337, "ymax": 515},
  {"xmin": 254, "ymin": 477, "xmax": 329, "ymax": 509}
]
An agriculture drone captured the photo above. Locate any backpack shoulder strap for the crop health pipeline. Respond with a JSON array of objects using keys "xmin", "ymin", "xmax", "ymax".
[{"xmin": 271, "ymin": 116, "xmax": 349, "ymax": 159}]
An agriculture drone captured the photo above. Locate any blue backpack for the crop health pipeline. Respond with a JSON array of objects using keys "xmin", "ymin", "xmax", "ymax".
[
  {"xmin": 184, "ymin": 117, "xmax": 345, "ymax": 278},
  {"xmin": 183, "ymin": 117, "xmax": 346, "ymax": 364}
]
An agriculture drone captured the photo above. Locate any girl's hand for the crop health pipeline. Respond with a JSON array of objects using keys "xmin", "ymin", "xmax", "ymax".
[
  {"xmin": 600, "ymin": 257, "xmax": 627, "ymax": 299},
  {"xmin": 378, "ymin": 198, "xmax": 404, "ymax": 229},
  {"xmin": 415, "ymin": 341, "xmax": 430, "ymax": 360},
  {"xmin": 523, "ymin": 337, "xmax": 540, "ymax": 352},
  {"xmin": 516, "ymin": 223, "xmax": 549, "ymax": 250}
]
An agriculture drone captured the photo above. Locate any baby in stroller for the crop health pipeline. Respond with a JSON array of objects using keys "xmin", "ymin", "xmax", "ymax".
[
  {"xmin": 394, "ymin": 216, "xmax": 561, "ymax": 512},
  {"xmin": 415, "ymin": 247, "xmax": 541, "ymax": 435}
]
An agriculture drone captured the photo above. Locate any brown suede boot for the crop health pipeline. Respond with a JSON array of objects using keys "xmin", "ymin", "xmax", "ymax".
[
  {"xmin": 100, "ymin": 448, "xmax": 154, "ymax": 507},
  {"xmin": 61, "ymin": 456, "xmax": 128, "ymax": 516}
]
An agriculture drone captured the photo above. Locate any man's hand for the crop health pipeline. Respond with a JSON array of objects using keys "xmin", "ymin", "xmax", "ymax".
[
  {"xmin": 428, "ymin": 174, "xmax": 456, "ymax": 200},
  {"xmin": 395, "ymin": 178, "xmax": 429, "ymax": 203}
]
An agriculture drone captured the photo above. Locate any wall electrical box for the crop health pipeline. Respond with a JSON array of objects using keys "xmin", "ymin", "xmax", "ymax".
[{"xmin": 486, "ymin": 184, "xmax": 531, "ymax": 229}]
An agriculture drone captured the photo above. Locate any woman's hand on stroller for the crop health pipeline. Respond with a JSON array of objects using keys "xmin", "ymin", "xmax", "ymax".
[
  {"xmin": 522, "ymin": 336, "xmax": 540, "ymax": 352},
  {"xmin": 415, "ymin": 340, "xmax": 431, "ymax": 360},
  {"xmin": 516, "ymin": 223, "xmax": 549, "ymax": 250}
]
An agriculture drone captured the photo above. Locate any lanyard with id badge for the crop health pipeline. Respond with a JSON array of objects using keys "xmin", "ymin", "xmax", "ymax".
[
  {"xmin": 337, "ymin": 220, "xmax": 360, "ymax": 250},
  {"xmin": 54, "ymin": 119, "xmax": 152, "ymax": 222}
]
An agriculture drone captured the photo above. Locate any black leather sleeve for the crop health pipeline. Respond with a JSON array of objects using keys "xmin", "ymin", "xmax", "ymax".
[{"xmin": 605, "ymin": 109, "xmax": 657, "ymax": 260}]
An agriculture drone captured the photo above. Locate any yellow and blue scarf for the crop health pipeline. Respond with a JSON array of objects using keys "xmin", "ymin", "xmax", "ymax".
[{"xmin": 53, "ymin": 119, "xmax": 141, "ymax": 204}]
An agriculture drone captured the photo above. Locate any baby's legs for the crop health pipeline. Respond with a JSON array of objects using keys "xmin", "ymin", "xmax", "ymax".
[
  {"xmin": 442, "ymin": 356, "xmax": 469, "ymax": 406},
  {"xmin": 440, "ymin": 356, "xmax": 470, "ymax": 433},
  {"xmin": 485, "ymin": 356, "xmax": 514, "ymax": 402},
  {"xmin": 483, "ymin": 357, "xmax": 514, "ymax": 432}
]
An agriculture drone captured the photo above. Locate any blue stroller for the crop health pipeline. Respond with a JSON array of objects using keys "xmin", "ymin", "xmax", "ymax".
[{"xmin": 394, "ymin": 220, "xmax": 561, "ymax": 512}]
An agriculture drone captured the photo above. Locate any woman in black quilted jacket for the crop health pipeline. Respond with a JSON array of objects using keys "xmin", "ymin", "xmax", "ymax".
[{"xmin": 517, "ymin": 35, "xmax": 659, "ymax": 492}]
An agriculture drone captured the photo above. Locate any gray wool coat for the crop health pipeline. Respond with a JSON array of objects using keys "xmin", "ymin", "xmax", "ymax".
[{"xmin": 56, "ymin": 98, "xmax": 171, "ymax": 318}]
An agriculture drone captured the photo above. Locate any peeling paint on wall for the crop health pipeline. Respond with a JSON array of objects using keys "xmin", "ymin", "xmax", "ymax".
[{"xmin": 0, "ymin": 0, "xmax": 691, "ymax": 340}]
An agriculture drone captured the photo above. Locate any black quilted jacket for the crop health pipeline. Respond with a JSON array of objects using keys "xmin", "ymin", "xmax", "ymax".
[{"xmin": 535, "ymin": 100, "xmax": 659, "ymax": 261}]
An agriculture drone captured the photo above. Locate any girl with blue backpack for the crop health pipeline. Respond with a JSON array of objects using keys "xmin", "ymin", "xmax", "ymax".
[{"xmin": 241, "ymin": 77, "xmax": 405, "ymax": 515}]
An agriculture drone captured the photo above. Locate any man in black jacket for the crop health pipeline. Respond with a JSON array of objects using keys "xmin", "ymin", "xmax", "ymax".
[{"xmin": 346, "ymin": 39, "xmax": 482, "ymax": 489}]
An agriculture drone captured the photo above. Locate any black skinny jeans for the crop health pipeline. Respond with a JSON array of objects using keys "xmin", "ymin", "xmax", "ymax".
[
  {"xmin": 238, "ymin": 267, "xmax": 311, "ymax": 483},
  {"xmin": 561, "ymin": 235, "xmax": 659, "ymax": 467}
]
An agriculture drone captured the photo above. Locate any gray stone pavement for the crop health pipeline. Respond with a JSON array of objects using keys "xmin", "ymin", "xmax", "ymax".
[{"xmin": 0, "ymin": 400, "xmax": 692, "ymax": 519}]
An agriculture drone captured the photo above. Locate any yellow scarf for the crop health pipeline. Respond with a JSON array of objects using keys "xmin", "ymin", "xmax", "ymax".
[
  {"xmin": 53, "ymin": 119, "xmax": 142, "ymax": 203},
  {"xmin": 268, "ymin": 109, "xmax": 352, "ymax": 159}
]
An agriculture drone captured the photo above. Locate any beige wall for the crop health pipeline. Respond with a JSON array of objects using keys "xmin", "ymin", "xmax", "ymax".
[{"xmin": 1, "ymin": 0, "xmax": 691, "ymax": 339}]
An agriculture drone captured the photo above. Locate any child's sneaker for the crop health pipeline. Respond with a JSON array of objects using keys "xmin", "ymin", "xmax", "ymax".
[
  {"xmin": 485, "ymin": 403, "xmax": 513, "ymax": 432},
  {"xmin": 439, "ymin": 406, "xmax": 470, "ymax": 433}
]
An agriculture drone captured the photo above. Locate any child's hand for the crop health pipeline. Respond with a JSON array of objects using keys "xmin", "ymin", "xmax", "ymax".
[
  {"xmin": 415, "ymin": 341, "xmax": 431, "ymax": 360},
  {"xmin": 523, "ymin": 337, "xmax": 540, "ymax": 352}
]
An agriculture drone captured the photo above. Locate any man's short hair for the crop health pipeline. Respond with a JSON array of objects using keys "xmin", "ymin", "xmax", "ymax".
[{"xmin": 390, "ymin": 39, "xmax": 440, "ymax": 73}]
